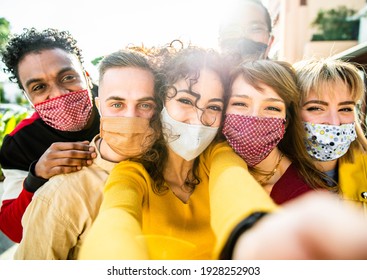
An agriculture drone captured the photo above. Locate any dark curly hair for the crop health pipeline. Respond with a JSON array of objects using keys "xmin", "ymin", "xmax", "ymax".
[{"xmin": 1, "ymin": 27, "xmax": 84, "ymax": 89}]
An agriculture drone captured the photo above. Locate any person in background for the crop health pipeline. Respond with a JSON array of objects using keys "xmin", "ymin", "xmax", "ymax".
[
  {"xmin": 78, "ymin": 45, "xmax": 278, "ymax": 260},
  {"xmin": 222, "ymin": 59, "xmax": 330, "ymax": 204},
  {"xmin": 294, "ymin": 58, "xmax": 367, "ymax": 215},
  {"xmin": 218, "ymin": 0, "xmax": 274, "ymax": 60},
  {"xmin": 0, "ymin": 28, "xmax": 100, "ymax": 243},
  {"xmin": 14, "ymin": 48, "xmax": 163, "ymax": 259}
]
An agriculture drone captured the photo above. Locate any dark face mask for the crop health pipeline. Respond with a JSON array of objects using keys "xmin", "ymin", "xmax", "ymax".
[{"xmin": 220, "ymin": 37, "xmax": 268, "ymax": 60}]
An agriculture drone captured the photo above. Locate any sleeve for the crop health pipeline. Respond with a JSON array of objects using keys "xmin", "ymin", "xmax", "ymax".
[
  {"xmin": 13, "ymin": 187, "xmax": 79, "ymax": 260},
  {"xmin": 23, "ymin": 160, "xmax": 49, "ymax": 192},
  {"xmin": 0, "ymin": 162, "xmax": 48, "ymax": 243},
  {"xmin": 0, "ymin": 168, "xmax": 34, "ymax": 243},
  {"xmin": 78, "ymin": 161, "xmax": 151, "ymax": 260},
  {"xmin": 205, "ymin": 141, "xmax": 279, "ymax": 259}
]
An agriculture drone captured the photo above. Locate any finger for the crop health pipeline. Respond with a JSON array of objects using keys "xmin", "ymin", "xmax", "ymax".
[
  {"xmin": 47, "ymin": 165, "xmax": 86, "ymax": 177},
  {"xmin": 47, "ymin": 157, "xmax": 95, "ymax": 167},
  {"xmin": 49, "ymin": 141, "xmax": 93, "ymax": 152},
  {"xmin": 45, "ymin": 149, "xmax": 97, "ymax": 161}
]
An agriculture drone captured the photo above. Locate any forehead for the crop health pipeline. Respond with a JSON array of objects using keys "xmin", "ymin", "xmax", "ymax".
[
  {"xmin": 232, "ymin": 75, "xmax": 282, "ymax": 99},
  {"xmin": 221, "ymin": 2, "xmax": 267, "ymax": 30},
  {"xmin": 305, "ymin": 80, "xmax": 353, "ymax": 101},
  {"xmin": 236, "ymin": 2, "xmax": 267, "ymax": 24},
  {"xmin": 174, "ymin": 69, "xmax": 224, "ymax": 99},
  {"xmin": 98, "ymin": 67, "xmax": 155, "ymax": 99},
  {"xmin": 18, "ymin": 48, "xmax": 83, "ymax": 81}
]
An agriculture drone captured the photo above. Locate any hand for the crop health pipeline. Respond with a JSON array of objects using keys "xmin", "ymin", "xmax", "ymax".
[
  {"xmin": 34, "ymin": 141, "xmax": 97, "ymax": 179},
  {"xmin": 233, "ymin": 192, "xmax": 367, "ymax": 260}
]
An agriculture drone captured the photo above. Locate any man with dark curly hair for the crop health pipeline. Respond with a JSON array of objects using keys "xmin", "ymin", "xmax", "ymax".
[{"xmin": 0, "ymin": 28, "xmax": 100, "ymax": 243}]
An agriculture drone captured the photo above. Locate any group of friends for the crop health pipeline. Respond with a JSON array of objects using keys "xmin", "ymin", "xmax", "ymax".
[{"xmin": 0, "ymin": 0, "xmax": 367, "ymax": 260}]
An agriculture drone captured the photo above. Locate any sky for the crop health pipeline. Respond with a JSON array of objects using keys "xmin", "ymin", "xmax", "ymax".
[{"xmin": 1, "ymin": 0, "xmax": 246, "ymax": 79}]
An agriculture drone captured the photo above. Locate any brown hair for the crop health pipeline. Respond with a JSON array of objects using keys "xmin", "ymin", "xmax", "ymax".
[
  {"xmin": 227, "ymin": 59, "xmax": 331, "ymax": 190},
  {"xmin": 294, "ymin": 57, "xmax": 367, "ymax": 163}
]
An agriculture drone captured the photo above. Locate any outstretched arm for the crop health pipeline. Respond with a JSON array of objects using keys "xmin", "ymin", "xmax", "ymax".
[{"xmin": 233, "ymin": 192, "xmax": 367, "ymax": 260}]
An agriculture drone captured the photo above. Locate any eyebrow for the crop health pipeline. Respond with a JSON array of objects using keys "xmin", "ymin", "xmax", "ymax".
[
  {"xmin": 25, "ymin": 67, "xmax": 77, "ymax": 88},
  {"xmin": 231, "ymin": 93, "xmax": 284, "ymax": 103},
  {"xmin": 105, "ymin": 96, "xmax": 155, "ymax": 102},
  {"xmin": 303, "ymin": 100, "xmax": 356, "ymax": 106},
  {"xmin": 177, "ymin": 89, "xmax": 224, "ymax": 103}
]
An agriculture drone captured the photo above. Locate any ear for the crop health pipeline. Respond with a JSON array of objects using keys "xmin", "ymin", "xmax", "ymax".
[
  {"xmin": 84, "ymin": 70, "xmax": 94, "ymax": 89},
  {"xmin": 265, "ymin": 35, "xmax": 275, "ymax": 58},
  {"xmin": 94, "ymin": 97, "xmax": 101, "ymax": 116},
  {"xmin": 22, "ymin": 90, "xmax": 35, "ymax": 108}
]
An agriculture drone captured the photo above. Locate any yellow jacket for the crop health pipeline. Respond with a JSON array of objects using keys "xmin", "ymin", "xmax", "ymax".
[
  {"xmin": 78, "ymin": 141, "xmax": 278, "ymax": 260},
  {"xmin": 339, "ymin": 150, "xmax": 367, "ymax": 215}
]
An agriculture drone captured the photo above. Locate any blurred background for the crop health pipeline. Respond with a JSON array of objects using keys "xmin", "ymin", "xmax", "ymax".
[{"xmin": 1, "ymin": 0, "xmax": 367, "ymax": 256}]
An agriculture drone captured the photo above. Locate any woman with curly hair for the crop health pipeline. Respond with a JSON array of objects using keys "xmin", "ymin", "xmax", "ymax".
[{"xmin": 79, "ymin": 45, "xmax": 277, "ymax": 260}]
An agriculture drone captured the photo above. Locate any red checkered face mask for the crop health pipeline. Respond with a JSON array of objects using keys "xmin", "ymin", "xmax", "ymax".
[
  {"xmin": 222, "ymin": 114, "xmax": 286, "ymax": 167},
  {"xmin": 34, "ymin": 89, "xmax": 93, "ymax": 131}
]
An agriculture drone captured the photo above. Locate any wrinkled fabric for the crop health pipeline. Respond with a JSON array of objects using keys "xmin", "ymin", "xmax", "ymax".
[
  {"xmin": 34, "ymin": 89, "xmax": 92, "ymax": 131},
  {"xmin": 304, "ymin": 122, "xmax": 356, "ymax": 161},
  {"xmin": 223, "ymin": 114, "xmax": 285, "ymax": 167},
  {"xmin": 100, "ymin": 116, "xmax": 156, "ymax": 158}
]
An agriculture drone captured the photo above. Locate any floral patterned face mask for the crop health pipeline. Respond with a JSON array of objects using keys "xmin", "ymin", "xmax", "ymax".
[
  {"xmin": 222, "ymin": 114, "xmax": 286, "ymax": 167},
  {"xmin": 303, "ymin": 122, "xmax": 357, "ymax": 161}
]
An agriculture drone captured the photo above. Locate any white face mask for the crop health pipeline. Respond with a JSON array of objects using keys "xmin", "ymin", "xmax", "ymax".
[{"xmin": 160, "ymin": 107, "xmax": 219, "ymax": 161}]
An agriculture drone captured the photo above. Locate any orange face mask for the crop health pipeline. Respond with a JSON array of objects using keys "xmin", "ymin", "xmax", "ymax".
[{"xmin": 100, "ymin": 116, "xmax": 156, "ymax": 158}]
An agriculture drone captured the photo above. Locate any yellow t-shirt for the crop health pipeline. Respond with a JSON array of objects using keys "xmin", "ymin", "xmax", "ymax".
[{"xmin": 78, "ymin": 141, "xmax": 278, "ymax": 260}]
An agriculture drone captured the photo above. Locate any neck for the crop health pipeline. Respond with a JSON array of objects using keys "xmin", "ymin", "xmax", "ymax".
[
  {"xmin": 254, "ymin": 148, "xmax": 282, "ymax": 173},
  {"xmin": 251, "ymin": 148, "xmax": 290, "ymax": 192},
  {"xmin": 314, "ymin": 159, "xmax": 338, "ymax": 172},
  {"xmin": 164, "ymin": 148, "xmax": 195, "ymax": 203},
  {"xmin": 164, "ymin": 148, "xmax": 194, "ymax": 182},
  {"xmin": 98, "ymin": 137, "xmax": 127, "ymax": 163}
]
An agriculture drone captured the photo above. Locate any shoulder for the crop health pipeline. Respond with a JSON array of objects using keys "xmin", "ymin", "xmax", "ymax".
[
  {"xmin": 34, "ymin": 164, "xmax": 108, "ymax": 204},
  {"xmin": 340, "ymin": 149, "xmax": 367, "ymax": 169},
  {"xmin": 271, "ymin": 163, "xmax": 313, "ymax": 204},
  {"xmin": 8, "ymin": 111, "xmax": 41, "ymax": 136},
  {"xmin": 200, "ymin": 140, "xmax": 247, "ymax": 169},
  {"xmin": 106, "ymin": 160, "xmax": 152, "ymax": 193}
]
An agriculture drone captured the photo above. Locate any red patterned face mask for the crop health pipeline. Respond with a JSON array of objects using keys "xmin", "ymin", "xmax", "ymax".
[
  {"xmin": 34, "ymin": 89, "xmax": 93, "ymax": 131},
  {"xmin": 222, "ymin": 114, "xmax": 286, "ymax": 167}
]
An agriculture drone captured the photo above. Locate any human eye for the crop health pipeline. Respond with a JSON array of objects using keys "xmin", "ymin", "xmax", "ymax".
[
  {"xmin": 266, "ymin": 106, "xmax": 281, "ymax": 112},
  {"xmin": 31, "ymin": 83, "xmax": 46, "ymax": 93},
  {"xmin": 177, "ymin": 97, "xmax": 194, "ymax": 106},
  {"xmin": 207, "ymin": 104, "xmax": 223, "ymax": 112},
  {"xmin": 61, "ymin": 74, "xmax": 77, "ymax": 83},
  {"xmin": 305, "ymin": 106, "xmax": 323, "ymax": 112},
  {"xmin": 139, "ymin": 102, "xmax": 155, "ymax": 110},
  {"xmin": 229, "ymin": 96, "xmax": 247, "ymax": 107},
  {"xmin": 247, "ymin": 24, "xmax": 268, "ymax": 34},
  {"xmin": 111, "ymin": 102, "xmax": 123, "ymax": 109},
  {"xmin": 339, "ymin": 107, "xmax": 354, "ymax": 113},
  {"xmin": 232, "ymin": 101, "xmax": 245, "ymax": 106}
]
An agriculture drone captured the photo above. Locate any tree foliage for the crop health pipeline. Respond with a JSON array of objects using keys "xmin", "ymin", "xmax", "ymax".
[
  {"xmin": 0, "ymin": 17, "xmax": 10, "ymax": 51},
  {"xmin": 311, "ymin": 6, "xmax": 359, "ymax": 41}
]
